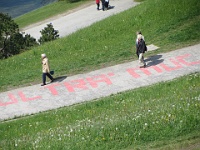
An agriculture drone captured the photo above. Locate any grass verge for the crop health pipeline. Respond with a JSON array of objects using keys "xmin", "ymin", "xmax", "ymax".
[
  {"xmin": 0, "ymin": 72, "xmax": 199, "ymax": 149},
  {"xmin": 0, "ymin": 0, "xmax": 200, "ymax": 92},
  {"xmin": 14, "ymin": 0, "xmax": 92, "ymax": 29}
]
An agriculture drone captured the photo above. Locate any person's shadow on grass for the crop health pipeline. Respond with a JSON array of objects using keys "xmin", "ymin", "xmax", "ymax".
[{"xmin": 145, "ymin": 54, "xmax": 164, "ymax": 67}]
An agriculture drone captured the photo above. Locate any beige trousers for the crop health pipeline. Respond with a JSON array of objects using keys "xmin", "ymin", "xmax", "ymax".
[{"xmin": 139, "ymin": 53, "xmax": 145, "ymax": 67}]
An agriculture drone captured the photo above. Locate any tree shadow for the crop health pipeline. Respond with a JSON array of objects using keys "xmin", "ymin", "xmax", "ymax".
[{"xmin": 145, "ymin": 55, "xmax": 164, "ymax": 67}]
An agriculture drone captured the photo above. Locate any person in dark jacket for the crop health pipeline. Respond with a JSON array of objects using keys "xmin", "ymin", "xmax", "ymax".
[
  {"xmin": 136, "ymin": 34, "xmax": 146, "ymax": 68},
  {"xmin": 135, "ymin": 31, "xmax": 145, "ymax": 58},
  {"xmin": 101, "ymin": 0, "xmax": 105, "ymax": 11},
  {"xmin": 105, "ymin": 0, "xmax": 109, "ymax": 10}
]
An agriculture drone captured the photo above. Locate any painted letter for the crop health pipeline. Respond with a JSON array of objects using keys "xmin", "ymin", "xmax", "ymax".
[
  {"xmin": 140, "ymin": 65, "xmax": 163, "ymax": 76},
  {"xmin": 45, "ymin": 83, "xmax": 61, "ymax": 95},
  {"xmin": 0, "ymin": 93, "xmax": 18, "ymax": 106},
  {"xmin": 127, "ymin": 68, "xmax": 141, "ymax": 78},
  {"xmin": 176, "ymin": 54, "xmax": 200, "ymax": 66},
  {"xmin": 64, "ymin": 79, "xmax": 88, "ymax": 92},
  {"xmin": 160, "ymin": 59, "xmax": 182, "ymax": 71},
  {"xmin": 86, "ymin": 74, "xmax": 112, "ymax": 88},
  {"xmin": 18, "ymin": 91, "xmax": 42, "ymax": 102}
]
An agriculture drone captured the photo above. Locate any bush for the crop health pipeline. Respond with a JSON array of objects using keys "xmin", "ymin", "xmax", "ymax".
[
  {"xmin": 38, "ymin": 23, "xmax": 59, "ymax": 44},
  {"xmin": 0, "ymin": 13, "xmax": 38, "ymax": 59}
]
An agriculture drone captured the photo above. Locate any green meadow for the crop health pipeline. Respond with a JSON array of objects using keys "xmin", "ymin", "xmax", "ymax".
[
  {"xmin": 0, "ymin": 0, "xmax": 200, "ymax": 149},
  {"xmin": 1, "ymin": 0, "xmax": 200, "ymax": 92}
]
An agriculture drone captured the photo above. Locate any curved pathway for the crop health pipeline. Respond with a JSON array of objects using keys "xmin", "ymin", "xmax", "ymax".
[
  {"xmin": 0, "ymin": 43, "xmax": 200, "ymax": 120},
  {"xmin": 23, "ymin": 0, "xmax": 139, "ymax": 40}
]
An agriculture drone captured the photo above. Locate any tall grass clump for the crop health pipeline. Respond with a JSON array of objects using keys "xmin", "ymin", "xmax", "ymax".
[
  {"xmin": 0, "ymin": 73, "xmax": 199, "ymax": 149},
  {"xmin": 1, "ymin": 0, "xmax": 200, "ymax": 91}
]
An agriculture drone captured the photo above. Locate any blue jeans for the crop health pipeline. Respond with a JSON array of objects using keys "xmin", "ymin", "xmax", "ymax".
[{"xmin": 42, "ymin": 73, "xmax": 53, "ymax": 84}]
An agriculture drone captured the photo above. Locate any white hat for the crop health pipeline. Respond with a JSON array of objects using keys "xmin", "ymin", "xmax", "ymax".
[{"xmin": 41, "ymin": 53, "xmax": 46, "ymax": 58}]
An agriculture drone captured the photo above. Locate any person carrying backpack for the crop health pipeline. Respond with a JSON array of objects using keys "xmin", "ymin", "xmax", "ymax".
[
  {"xmin": 136, "ymin": 34, "xmax": 147, "ymax": 68},
  {"xmin": 135, "ymin": 31, "xmax": 145, "ymax": 58}
]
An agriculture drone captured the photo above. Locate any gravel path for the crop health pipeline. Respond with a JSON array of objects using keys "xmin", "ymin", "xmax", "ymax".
[{"xmin": 1, "ymin": 43, "xmax": 200, "ymax": 120}]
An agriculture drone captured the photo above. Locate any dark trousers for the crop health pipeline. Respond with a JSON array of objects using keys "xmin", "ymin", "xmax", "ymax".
[
  {"xmin": 42, "ymin": 73, "xmax": 53, "ymax": 84},
  {"xmin": 101, "ymin": 0, "xmax": 105, "ymax": 10},
  {"xmin": 96, "ymin": 3, "xmax": 100, "ymax": 10},
  {"xmin": 105, "ymin": 1, "xmax": 109, "ymax": 8}
]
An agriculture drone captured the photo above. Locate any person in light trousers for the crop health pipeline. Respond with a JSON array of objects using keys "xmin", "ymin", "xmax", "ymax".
[
  {"xmin": 136, "ymin": 34, "xmax": 146, "ymax": 68},
  {"xmin": 41, "ymin": 53, "xmax": 54, "ymax": 86}
]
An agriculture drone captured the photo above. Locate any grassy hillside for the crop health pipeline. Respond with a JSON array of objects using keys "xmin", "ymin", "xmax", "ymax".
[
  {"xmin": 0, "ymin": 0, "xmax": 200, "ymax": 149},
  {"xmin": 0, "ymin": 0, "xmax": 200, "ymax": 92},
  {"xmin": 15, "ymin": 0, "xmax": 92, "ymax": 29}
]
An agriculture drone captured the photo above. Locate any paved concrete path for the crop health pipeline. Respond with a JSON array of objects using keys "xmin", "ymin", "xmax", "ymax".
[
  {"xmin": 22, "ymin": 0, "xmax": 139, "ymax": 40},
  {"xmin": 0, "ymin": 44, "xmax": 200, "ymax": 120}
]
